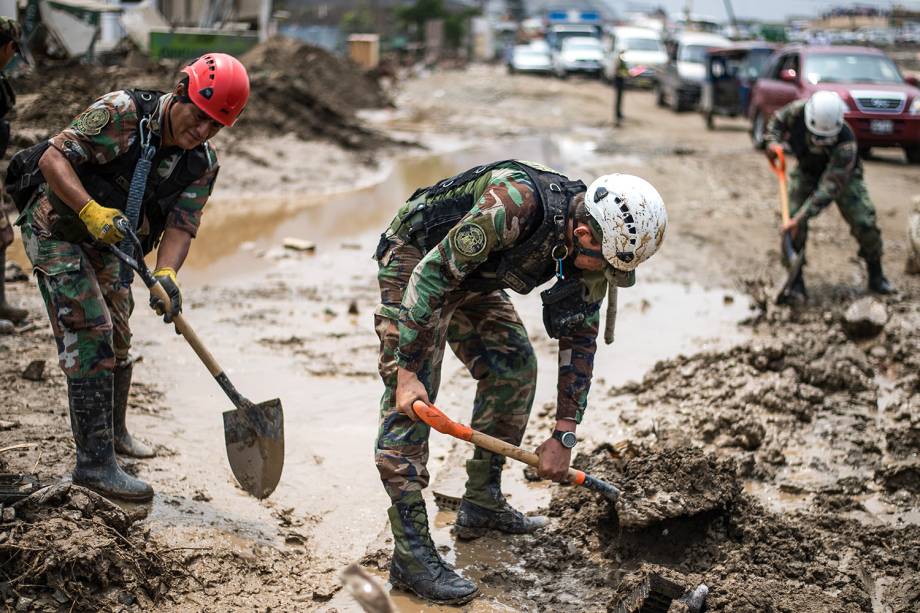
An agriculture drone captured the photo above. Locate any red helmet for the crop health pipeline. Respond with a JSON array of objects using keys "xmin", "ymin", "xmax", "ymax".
[{"xmin": 181, "ymin": 53, "xmax": 250, "ymax": 127}]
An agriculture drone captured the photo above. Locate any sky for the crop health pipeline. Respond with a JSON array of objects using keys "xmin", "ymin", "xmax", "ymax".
[{"xmin": 612, "ymin": 0, "xmax": 920, "ymax": 21}]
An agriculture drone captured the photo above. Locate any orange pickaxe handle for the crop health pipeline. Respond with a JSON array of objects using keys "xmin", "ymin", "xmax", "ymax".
[
  {"xmin": 768, "ymin": 146, "xmax": 791, "ymax": 226},
  {"xmin": 412, "ymin": 401, "xmax": 620, "ymax": 502}
]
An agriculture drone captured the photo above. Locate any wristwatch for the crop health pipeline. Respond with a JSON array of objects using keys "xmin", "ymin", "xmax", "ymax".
[{"xmin": 552, "ymin": 430, "xmax": 577, "ymax": 449}]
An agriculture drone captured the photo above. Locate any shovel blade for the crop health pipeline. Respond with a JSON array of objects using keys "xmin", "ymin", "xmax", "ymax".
[
  {"xmin": 776, "ymin": 234, "xmax": 805, "ymax": 304},
  {"xmin": 223, "ymin": 398, "xmax": 284, "ymax": 499}
]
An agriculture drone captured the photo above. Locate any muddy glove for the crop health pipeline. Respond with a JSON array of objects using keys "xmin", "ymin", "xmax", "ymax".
[
  {"xmin": 79, "ymin": 199, "xmax": 127, "ymax": 245},
  {"xmin": 149, "ymin": 267, "xmax": 182, "ymax": 323},
  {"xmin": 765, "ymin": 143, "xmax": 783, "ymax": 164}
]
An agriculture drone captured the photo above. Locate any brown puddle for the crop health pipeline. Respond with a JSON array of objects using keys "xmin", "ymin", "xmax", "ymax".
[{"xmin": 117, "ymin": 137, "xmax": 753, "ymax": 611}]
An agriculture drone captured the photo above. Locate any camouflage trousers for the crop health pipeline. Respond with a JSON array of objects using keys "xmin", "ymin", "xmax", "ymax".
[
  {"xmin": 787, "ymin": 168, "xmax": 883, "ymax": 263},
  {"xmin": 19, "ymin": 206, "xmax": 132, "ymax": 380},
  {"xmin": 374, "ymin": 241, "xmax": 538, "ymax": 503}
]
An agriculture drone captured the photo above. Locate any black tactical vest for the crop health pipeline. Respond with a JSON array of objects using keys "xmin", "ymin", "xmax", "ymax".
[
  {"xmin": 402, "ymin": 160, "xmax": 586, "ymax": 295},
  {"xmin": 48, "ymin": 89, "xmax": 213, "ymax": 254},
  {"xmin": 788, "ymin": 113, "xmax": 860, "ymax": 176}
]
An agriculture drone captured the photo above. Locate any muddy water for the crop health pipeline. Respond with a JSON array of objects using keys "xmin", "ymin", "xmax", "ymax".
[{"xmin": 127, "ymin": 138, "xmax": 752, "ymax": 610}]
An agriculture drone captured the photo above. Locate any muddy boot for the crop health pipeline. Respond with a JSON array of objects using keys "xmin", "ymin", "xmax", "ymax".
[
  {"xmin": 69, "ymin": 375, "xmax": 154, "ymax": 502},
  {"xmin": 866, "ymin": 258, "xmax": 895, "ymax": 295},
  {"xmin": 0, "ymin": 252, "xmax": 27, "ymax": 324},
  {"xmin": 778, "ymin": 268, "xmax": 807, "ymax": 306},
  {"xmin": 113, "ymin": 361, "xmax": 155, "ymax": 458},
  {"xmin": 388, "ymin": 491, "xmax": 479, "ymax": 605},
  {"xmin": 454, "ymin": 451, "xmax": 547, "ymax": 540}
]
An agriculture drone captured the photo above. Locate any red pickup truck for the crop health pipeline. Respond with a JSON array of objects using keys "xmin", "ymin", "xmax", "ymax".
[{"xmin": 749, "ymin": 45, "xmax": 920, "ymax": 163}]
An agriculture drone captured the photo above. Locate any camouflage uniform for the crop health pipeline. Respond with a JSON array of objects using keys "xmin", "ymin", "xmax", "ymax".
[
  {"xmin": 765, "ymin": 99, "xmax": 883, "ymax": 263},
  {"xmin": 374, "ymin": 161, "xmax": 606, "ymax": 502},
  {"xmin": 17, "ymin": 90, "xmax": 218, "ymax": 379}
]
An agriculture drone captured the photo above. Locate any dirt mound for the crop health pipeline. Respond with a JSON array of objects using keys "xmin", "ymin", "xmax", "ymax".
[
  {"xmin": 8, "ymin": 37, "xmax": 394, "ymax": 151},
  {"xmin": 236, "ymin": 36, "xmax": 393, "ymax": 149},
  {"xmin": 0, "ymin": 483, "xmax": 184, "ymax": 611}
]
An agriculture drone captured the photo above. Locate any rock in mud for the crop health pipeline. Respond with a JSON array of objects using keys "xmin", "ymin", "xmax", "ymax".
[
  {"xmin": 843, "ymin": 297, "xmax": 888, "ymax": 339},
  {"xmin": 21, "ymin": 359, "xmax": 46, "ymax": 381}
]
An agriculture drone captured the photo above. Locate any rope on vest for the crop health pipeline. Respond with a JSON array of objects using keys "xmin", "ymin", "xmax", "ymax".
[{"xmin": 118, "ymin": 116, "xmax": 157, "ymax": 287}]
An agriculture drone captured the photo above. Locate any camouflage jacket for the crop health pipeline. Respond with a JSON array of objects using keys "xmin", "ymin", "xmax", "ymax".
[
  {"xmin": 27, "ymin": 90, "xmax": 218, "ymax": 239},
  {"xmin": 765, "ymin": 99, "xmax": 859, "ymax": 219},
  {"xmin": 385, "ymin": 161, "xmax": 607, "ymax": 423}
]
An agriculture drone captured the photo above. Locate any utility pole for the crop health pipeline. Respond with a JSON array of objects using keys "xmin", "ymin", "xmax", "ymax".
[{"xmin": 722, "ymin": 0, "xmax": 738, "ymax": 38}]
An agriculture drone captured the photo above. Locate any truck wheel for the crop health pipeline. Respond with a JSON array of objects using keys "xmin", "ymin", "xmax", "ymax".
[
  {"xmin": 905, "ymin": 145, "xmax": 920, "ymax": 164},
  {"xmin": 751, "ymin": 111, "xmax": 766, "ymax": 150}
]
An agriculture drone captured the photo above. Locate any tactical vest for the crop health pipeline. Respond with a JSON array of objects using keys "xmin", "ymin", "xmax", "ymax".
[
  {"xmin": 788, "ymin": 113, "xmax": 860, "ymax": 177},
  {"xmin": 47, "ymin": 89, "xmax": 213, "ymax": 254},
  {"xmin": 399, "ymin": 160, "xmax": 586, "ymax": 295}
]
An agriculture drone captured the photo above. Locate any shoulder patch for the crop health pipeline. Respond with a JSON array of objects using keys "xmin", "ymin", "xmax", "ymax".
[
  {"xmin": 453, "ymin": 223, "xmax": 487, "ymax": 257},
  {"xmin": 73, "ymin": 107, "xmax": 111, "ymax": 136}
]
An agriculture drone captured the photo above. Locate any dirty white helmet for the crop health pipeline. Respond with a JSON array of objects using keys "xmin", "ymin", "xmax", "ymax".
[
  {"xmin": 583, "ymin": 174, "xmax": 667, "ymax": 272},
  {"xmin": 804, "ymin": 91, "xmax": 845, "ymax": 138}
]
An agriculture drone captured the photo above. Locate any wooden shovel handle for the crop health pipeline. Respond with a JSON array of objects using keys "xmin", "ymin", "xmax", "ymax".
[
  {"xmin": 768, "ymin": 148, "xmax": 791, "ymax": 226},
  {"xmin": 149, "ymin": 281, "xmax": 223, "ymax": 377},
  {"xmin": 413, "ymin": 401, "xmax": 586, "ymax": 486}
]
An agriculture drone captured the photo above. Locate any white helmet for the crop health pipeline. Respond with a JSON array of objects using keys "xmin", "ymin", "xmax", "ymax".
[
  {"xmin": 804, "ymin": 91, "xmax": 845, "ymax": 138},
  {"xmin": 583, "ymin": 174, "xmax": 667, "ymax": 272}
]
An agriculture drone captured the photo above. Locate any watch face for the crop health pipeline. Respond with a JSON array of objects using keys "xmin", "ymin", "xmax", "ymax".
[{"xmin": 560, "ymin": 431, "xmax": 577, "ymax": 448}]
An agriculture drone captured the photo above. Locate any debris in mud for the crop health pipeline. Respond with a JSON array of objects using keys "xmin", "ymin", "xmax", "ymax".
[
  {"xmin": 0, "ymin": 320, "xmax": 12, "ymax": 335},
  {"xmin": 3, "ymin": 260, "xmax": 26, "ymax": 282},
  {"xmin": 20, "ymin": 359, "xmax": 45, "ymax": 381},
  {"xmin": 843, "ymin": 296, "xmax": 888, "ymax": 339},
  {"xmin": 0, "ymin": 484, "xmax": 186, "ymax": 611},
  {"xmin": 611, "ymin": 565, "xmax": 707, "ymax": 613},
  {"xmin": 282, "ymin": 237, "xmax": 317, "ymax": 253}
]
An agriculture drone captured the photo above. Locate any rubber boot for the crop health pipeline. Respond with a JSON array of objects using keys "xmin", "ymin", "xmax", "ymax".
[
  {"xmin": 866, "ymin": 258, "xmax": 895, "ymax": 294},
  {"xmin": 454, "ymin": 451, "xmax": 547, "ymax": 540},
  {"xmin": 778, "ymin": 268, "xmax": 807, "ymax": 306},
  {"xmin": 113, "ymin": 361, "xmax": 155, "ymax": 458},
  {"xmin": 0, "ymin": 251, "xmax": 28, "ymax": 324},
  {"xmin": 69, "ymin": 375, "xmax": 154, "ymax": 502},
  {"xmin": 388, "ymin": 491, "xmax": 479, "ymax": 605}
]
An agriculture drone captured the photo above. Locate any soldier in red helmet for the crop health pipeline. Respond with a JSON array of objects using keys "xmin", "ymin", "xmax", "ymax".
[{"xmin": 15, "ymin": 54, "xmax": 249, "ymax": 501}]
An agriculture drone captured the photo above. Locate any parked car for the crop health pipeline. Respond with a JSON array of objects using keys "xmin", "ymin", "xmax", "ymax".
[
  {"xmin": 552, "ymin": 37, "xmax": 604, "ymax": 78},
  {"xmin": 700, "ymin": 43, "xmax": 775, "ymax": 129},
  {"xmin": 602, "ymin": 26, "xmax": 667, "ymax": 88},
  {"xmin": 507, "ymin": 42, "xmax": 553, "ymax": 75},
  {"xmin": 656, "ymin": 31, "xmax": 732, "ymax": 111},
  {"xmin": 749, "ymin": 45, "xmax": 920, "ymax": 163}
]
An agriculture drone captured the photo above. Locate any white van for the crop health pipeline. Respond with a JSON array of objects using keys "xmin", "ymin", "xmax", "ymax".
[{"xmin": 603, "ymin": 26, "xmax": 667, "ymax": 87}]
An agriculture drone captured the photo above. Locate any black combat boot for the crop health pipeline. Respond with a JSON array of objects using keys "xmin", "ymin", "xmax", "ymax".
[
  {"xmin": 113, "ymin": 361, "xmax": 155, "ymax": 458},
  {"xmin": 69, "ymin": 375, "xmax": 154, "ymax": 502},
  {"xmin": 866, "ymin": 258, "xmax": 895, "ymax": 294},
  {"xmin": 0, "ymin": 251, "xmax": 28, "ymax": 324},
  {"xmin": 388, "ymin": 491, "xmax": 479, "ymax": 605},
  {"xmin": 454, "ymin": 451, "xmax": 548, "ymax": 540}
]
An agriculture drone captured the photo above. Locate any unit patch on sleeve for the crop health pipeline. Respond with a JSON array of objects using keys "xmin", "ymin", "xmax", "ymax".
[
  {"xmin": 73, "ymin": 108, "xmax": 111, "ymax": 136},
  {"xmin": 453, "ymin": 223, "xmax": 487, "ymax": 257}
]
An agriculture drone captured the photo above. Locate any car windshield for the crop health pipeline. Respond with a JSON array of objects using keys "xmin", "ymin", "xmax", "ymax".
[
  {"xmin": 624, "ymin": 38, "xmax": 663, "ymax": 52},
  {"xmin": 804, "ymin": 53, "xmax": 903, "ymax": 84},
  {"xmin": 564, "ymin": 39, "xmax": 601, "ymax": 51},
  {"xmin": 679, "ymin": 44, "xmax": 713, "ymax": 63}
]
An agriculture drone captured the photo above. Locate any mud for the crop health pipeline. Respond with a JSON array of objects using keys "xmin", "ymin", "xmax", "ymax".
[{"xmin": 3, "ymin": 63, "xmax": 919, "ymax": 611}]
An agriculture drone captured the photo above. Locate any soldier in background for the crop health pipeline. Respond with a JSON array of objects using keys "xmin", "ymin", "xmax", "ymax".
[
  {"xmin": 0, "ymin": 17, "xmax": 28, "ymax": 326},
  {"xmin": 765, "ymin": 91, "xmax": 894, "ymax": 301}
]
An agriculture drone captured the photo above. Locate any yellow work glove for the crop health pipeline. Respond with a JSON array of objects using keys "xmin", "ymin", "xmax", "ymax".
[
  {"xmin": 78, "ymin": 199, "xmax": 127, "ymax": 245},
  {"xmin": 149, "ymin": 267, "xmax": 182, "ymax": 323}
]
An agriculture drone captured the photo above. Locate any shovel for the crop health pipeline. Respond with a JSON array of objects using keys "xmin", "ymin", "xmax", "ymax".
[
  {"xmin": 412, "ymin": 401, "xmax": 620, "ymax": 502},
  {"xmin": 768, "ymin": 147, "xmax": 805, "ymax": 304},
  {"xmin": 109, "ymin": 221, "xmax": 284, "ymax": 499}
]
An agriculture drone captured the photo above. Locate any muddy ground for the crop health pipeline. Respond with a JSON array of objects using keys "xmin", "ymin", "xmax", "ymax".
[{"xmin": 2, "ymin": 59, "xmax": 919, "ymax": 612}]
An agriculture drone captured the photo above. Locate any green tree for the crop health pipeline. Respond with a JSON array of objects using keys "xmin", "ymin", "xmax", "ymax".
[{"xmin": 395, "ymin": 0, "xmax": 447, "ymax": 42}]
